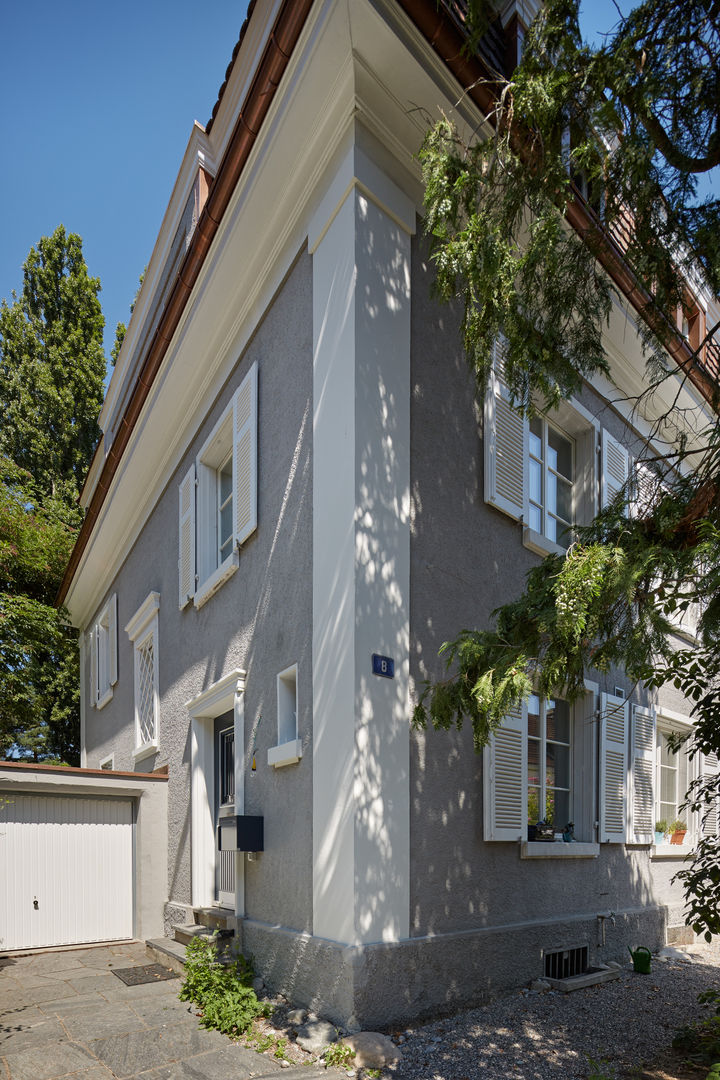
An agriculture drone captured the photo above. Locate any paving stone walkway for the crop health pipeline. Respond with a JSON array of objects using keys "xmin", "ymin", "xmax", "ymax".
[{"xmin": 0, "ymin": 941, "xmax": 328, "ymax": 1079}]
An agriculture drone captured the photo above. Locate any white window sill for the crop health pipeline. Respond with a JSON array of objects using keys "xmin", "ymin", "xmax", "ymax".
[
  {"xmin": 522, "ymin": 527, "xmax": 567, "ymax": 559},
  {"xmin": 194, "ymin": 552, "xmax": 239, "ymax": 609},
  {"xmin": 521, "ymin": 841, "xmax": 599, "ymax": 859},
  {"xmin": 267, "ymin": 738, "xmax": 302, "ymax": 768},
  {"xmin": 651, "ymin": 843, "xmax": 694, "ymax": 860},
  {"xmin": 96, "ymin": 686, "xmax": 113, "ymax": 710},
  {"xmin": 133, "ymin": 741, "xmax": 159, "ymax": 763}
]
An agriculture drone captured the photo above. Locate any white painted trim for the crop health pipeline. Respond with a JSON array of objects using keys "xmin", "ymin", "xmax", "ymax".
[
  {"xmin": 268, "ymin": 739, "xmax": 303, "ymax": 768},
  {"xmin": 79, "ymin": 630, "xmax": 87, "ymax": 768},
  {"xmin": 312, "ymin": 148, "xmax": 411, "ymax": 945},
  {"xmin": 187, "ymin": 669, "xmax": 247, "ymax": 915},
  {"xmin": 132, "ymin": 742, "xmax": 158, "ymax": 763},
  {"xmin": 521, "ymin": 842, "xmax": 599, "ymax": 859},
  {"xmin": 656, "ymin": 706, "xmax": 693, "ymax": 729},
  {"xmin": 99, "ymin": 753, "xmax": 115, "ymax": 771},
  {"xmin": 96, "ymin": 686, "xmax": 113, "ymax": 711},
  {"xmin": 193, "ymin": 552, "xmax": 239, "ymax": 609},
  {"xmin": 186, "ymin": 668, "xmax": 246, "ymax": 717},
  {"xmin": 124, "ymin": 592, "xmax": 161, "ymax": 641}
]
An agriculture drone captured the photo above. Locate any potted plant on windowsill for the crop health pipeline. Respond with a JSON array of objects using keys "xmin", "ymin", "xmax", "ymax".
[
  {"xmin": 670, "ymin": 819, "xmax": 688, "ymax": 845},
  {"xmin": 655, "ymin": 819, "xmax": 669, "ymax": 845}
]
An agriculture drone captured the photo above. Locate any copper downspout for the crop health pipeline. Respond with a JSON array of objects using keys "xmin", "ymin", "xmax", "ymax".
[{"xmin": 57, "ymin": 0, "xmax": 314, "ymax": 607}]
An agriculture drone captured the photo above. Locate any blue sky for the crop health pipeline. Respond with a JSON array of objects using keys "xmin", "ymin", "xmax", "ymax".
[
  {"xmin": 0, "ymin": 2, "xmax": 249, "ymax": 365},
  {"xmin": 1, "ymin": 0, "xmax": 706, "ymax": 381}
]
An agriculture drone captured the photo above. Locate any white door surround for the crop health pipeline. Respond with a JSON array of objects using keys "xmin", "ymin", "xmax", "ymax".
[{"xmin": 187, "ymin": 669, "xmax": 246, "ymax": 912}]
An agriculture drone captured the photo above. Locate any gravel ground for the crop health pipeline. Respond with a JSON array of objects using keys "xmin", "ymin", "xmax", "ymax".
[{"xmin": 384, "ymin": 942, "xmax": 720, "ymax": 1080}]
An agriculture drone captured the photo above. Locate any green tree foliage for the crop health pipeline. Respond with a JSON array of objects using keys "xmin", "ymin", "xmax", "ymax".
[
  {"xmin": 416, "ymin": 0, "xmax": 720, "ymax": 936},
  {"xmin": 0, "ymin": 227, "xmax": 106, "ymax": 762}
]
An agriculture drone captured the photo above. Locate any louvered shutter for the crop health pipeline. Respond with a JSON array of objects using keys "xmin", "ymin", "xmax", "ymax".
[
  {"xmin": 233, "ymin": 361, "xmax": 258, "ymax": 547},
  {"xmin": 483, "ymin": 702, "xmax": 528, "ymax": 841},
  {"xmin": 601, "ymin": 429, "xmax": 630, "ymax": 509},
  {"xmin": 630, "ymin": 706, "xmax": 655, "ymax": 843},
  {"xmin": 600, "ymin": 692, "xmax": 629, "ymax": 843},
  {"xmin": 109, "ymin": 593, "xmax": 118, "ymax": 687},
  {"xmin": 178, "ymin": 463, "xmax": 196, "ymax": 609},
  {"xmin": 484, "ymin": 337, "xmax": 527, "ymax": 521},
  {"xmin": 89, "ymin": 628, "xmax": 97, "ymax": 707},
  {"xmin": 701, "ymin": 751, "xmax": 719, "ymax": 837}
]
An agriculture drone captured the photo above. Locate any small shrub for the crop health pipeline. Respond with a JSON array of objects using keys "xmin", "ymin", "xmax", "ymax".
[
  {"xmin": 324, "ymin": 1041, "xmax": 355, "ymax": 1069},
  {"xmin": 179, "ymin": 936, "xmax": 270, "ymax": 1038},
  {"xmin": 274, "ymin": 1036, "xmax": 288, "ymax": 1059}
]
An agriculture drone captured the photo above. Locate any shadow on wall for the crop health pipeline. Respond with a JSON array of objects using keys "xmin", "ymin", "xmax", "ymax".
[
  {"xmin": 406, "ymin": 233, "xmax": 658, "ymax": 945},
  {"xmin": 313, "ymin": 193, "xmax": 414, "ymax": 944}
]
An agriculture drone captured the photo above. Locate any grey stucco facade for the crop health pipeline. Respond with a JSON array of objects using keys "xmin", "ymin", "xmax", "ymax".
[
  {"xmin": 68, "ymin": 0, "xmax": 709, "ymax": 1029},
  {"xmin": 84, "ymin": 250, "xmax": 314, "ymax": 936}
]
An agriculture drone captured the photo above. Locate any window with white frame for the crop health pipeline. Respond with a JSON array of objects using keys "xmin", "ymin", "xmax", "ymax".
[
  {"xmin": 268, "ymin": 664, "xmax": 302, "ymax": 768},
  {"xmin": 528, "ymin": 420, "xmax": 574, "ymax": 549},
  {"xmin": 125, "ymin": 592, "xmax": 160, "ymax": 760},
  {"xmin": 485, "ymin": 337, "xmax": 628, "ymax": 556},
  {"xmin": 484, "ymin": 688, "xmax": 600, "ymax": 844},
  {"xmin": 89, "ymin": 594, "xmax": 118, "ymax": 709},
  {"xmin": 527, "ymin": 695, "xmax": 572, "ymax": 828},
  {"xmin": 656, "ymin": 727, "xmax": 690, "ymax": 833},
  {"xmin": 178, "ymin": 361, "xmax": 258, "ymax": 610}
]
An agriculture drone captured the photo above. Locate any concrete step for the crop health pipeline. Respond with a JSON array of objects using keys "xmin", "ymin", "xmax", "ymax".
[
  {"xmin": 172, "ymin": 923, "xmax": 214, "ymax": 946},
  {"xmin": 191, "ymin": 906, "xmax": 233, "ymax": 931},
  {"xmin": 146, "ymin": 937, "xmax": 187, "ymax": 976}
]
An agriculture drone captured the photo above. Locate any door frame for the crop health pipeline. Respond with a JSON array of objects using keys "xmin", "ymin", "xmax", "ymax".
[{"xmin": 187, "ymin": 669, "xmax": 246, "ymax": 912}]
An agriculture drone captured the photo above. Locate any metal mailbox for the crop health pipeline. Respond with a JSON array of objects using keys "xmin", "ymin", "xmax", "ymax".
[{"xmin": 218, "ymin": 814, "xmax": 264, "ymax": 852}]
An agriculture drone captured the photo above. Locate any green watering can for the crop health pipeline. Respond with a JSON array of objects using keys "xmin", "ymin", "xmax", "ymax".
[{"xmin": 628, "ymin": 945, "xmax": 652, "ymax": 974}]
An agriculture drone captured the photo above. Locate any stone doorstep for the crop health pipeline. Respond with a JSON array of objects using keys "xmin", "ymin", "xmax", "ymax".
[
  {"xmin": 545, "ymin": 965, "xmax": 621, "ymax": 993},
  {"xmin": 146, "ymin": 937, "xmax": 188, "ymax": 976},
  {"xmin": 172, "ymin": 924, "xmax": 234, "ymax": 947},
  {"xmin": 191, "ymin": 906, "xmax": 233, "ymax": 932}
]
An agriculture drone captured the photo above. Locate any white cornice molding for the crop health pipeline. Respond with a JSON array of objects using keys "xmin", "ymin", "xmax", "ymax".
[
  {"xmin": 124, "ymin": 591, "xmax": 160, "ymax": 642},
  {"xmin": 186, "ymin": 668, "xmax": 247, "ymax": 717}
]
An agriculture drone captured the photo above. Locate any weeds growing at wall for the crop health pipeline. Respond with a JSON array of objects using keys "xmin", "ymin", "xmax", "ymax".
[{"xmin": 179, "ymin": 936, "xmax": 270, "ymax": 1037}]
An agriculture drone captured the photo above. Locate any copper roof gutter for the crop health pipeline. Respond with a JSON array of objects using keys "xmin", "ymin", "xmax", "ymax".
[
  {"xmin": 57, "ymin": 0, "xmax": 314, "ymax": 607},
  {"xmin": 60, "ymin": 0, "xmax": 712, "ymax": 609},
  {"xmin": 398, "ymin": 0, "xmax": 716, "ymax": 406}
]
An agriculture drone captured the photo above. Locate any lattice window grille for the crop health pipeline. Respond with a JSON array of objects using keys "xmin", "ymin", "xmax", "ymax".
[{"xmin": 136, "ymin": 636, "xmax": 156, "ymax": 747}]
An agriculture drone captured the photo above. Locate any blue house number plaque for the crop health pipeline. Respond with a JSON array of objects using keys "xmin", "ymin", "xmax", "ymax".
[{"xmin": 372, "ymin": 654, "xmax": 394, "ymax": 679}]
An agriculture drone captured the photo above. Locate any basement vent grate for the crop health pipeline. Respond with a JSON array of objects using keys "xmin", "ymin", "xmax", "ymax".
[{"xmin": 544, "ymin": 946, "xmax": 588, "ymax": 980}]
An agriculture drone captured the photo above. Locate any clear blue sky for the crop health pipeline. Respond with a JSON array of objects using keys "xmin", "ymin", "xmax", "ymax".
[
  {"xmin": 0, "ymin": 1, "xmax": 249, "ymax": 367},
  {"xmin": 1, "ymin": 0, "xmax": 708, "ymax": 381}
]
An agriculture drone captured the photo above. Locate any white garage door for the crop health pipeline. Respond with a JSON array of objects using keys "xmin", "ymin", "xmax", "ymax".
[{"xmin": 0, "ymin": 794, "xmax": 134, "ymax": 951}]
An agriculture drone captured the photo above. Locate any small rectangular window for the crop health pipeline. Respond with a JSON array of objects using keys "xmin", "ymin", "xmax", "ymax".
[{"xmin": 267, "ymin": 664, "xmax": 302, "ymax": 768}]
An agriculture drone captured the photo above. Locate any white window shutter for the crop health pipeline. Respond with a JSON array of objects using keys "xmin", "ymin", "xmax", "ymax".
[
  {"xmin": 89, "ymin": 628, "xmax": 97, "ymax": 707},
  {"xmin": 601, "ymin": 429, "xmax": 630, "ymax": 509},
  {"xmin": 701, "ymin": 751, "xmax": 719, "ymax": 837},
  {"xmin": 178, "ymin": 463, "xmax": 196, "ymax": 609},
  {"xmin": 484, "ymin": 337, "xmax": 527, "ymax": 521},
  {"xmin": 483, "ymin": 701, "xmax": 528, "ymax": 841},
  {"xmin": 233, "ymin": 361, "xmax": 258, "ymax": 547},
  {"xmin": 630, "ymin": 706, "xmax": 655, "ymax": 843},
  {"xmin": 599, "ymin": 692, "xmax": 629, "ymax": 842},
  {"xmin": 109, "ymin": 593, "xmax": 118, "ymax": 687}
]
